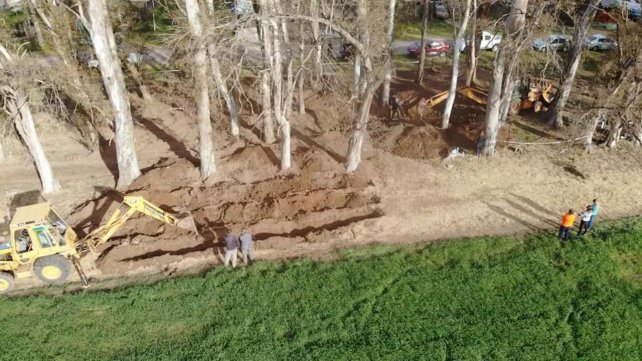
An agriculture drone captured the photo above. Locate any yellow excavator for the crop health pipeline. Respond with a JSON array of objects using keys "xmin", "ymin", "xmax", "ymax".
[{"xmin": 0, "ymin": 196, "xmax": 197, "ymax": 294}]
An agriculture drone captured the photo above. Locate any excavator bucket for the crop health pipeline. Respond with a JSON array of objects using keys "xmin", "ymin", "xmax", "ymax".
[{"xmin": 175, "ymin": 211, "xmax": 198, "ymax": 234}]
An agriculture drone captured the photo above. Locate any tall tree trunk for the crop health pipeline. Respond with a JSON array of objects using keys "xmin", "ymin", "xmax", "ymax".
[
  {"xmin": 345, "ymin": 0, "xmax": 374, "ymax": 172},
  {"xmin": 125, "ymin": 62, "xmax": 153, "ymax": 101},
  {"xmin": 7, "ymin": 89, "xmax": 61, "ymax": 193},
  {"xmin": 415, "ymin": 0, "xmax": 430, "ymax": 84},
  {"xmin": 298, "ymin": 19, "xmax": 306, "ymax": 115},
  {"xmin": 498, "ymin": 64, "xmax": 516, "ymax": 124},
  {"xmin": 270, "ymin": 0, "xmax": 293, "ymax": 170},
  {"xmin": 353, "ymin": 53, "xmax": 362, "ymax": 99},
  {"xmin": 310, "ymin": 0, "xmax": 322, "ymax": 91},
  {"xmin": 548, "ymin": 0, "xmax": 600, "ymax": 128},
  {"xmin": 345, "ymin": 87, "xmax": 376, "ymax": 172},
  {"xmin": 481, "ymin": 47, "xmax": 506, "ymax": 156},
  {"xmin": 606, "ymin": 80, "xmax": 640, "ymax": 148},
  {"xmin": 382, "ymin": 0, "xmax": 397, "ymax": 105},
  {"xmin": 208, "ymin": 46, "xmax": 240, "ymax": 138},
  {"xmin": 0, "ymin": 136, "xmax": 4, "ymax": 163},
  {"xmin": 605, "ymin": 118, "xmax": 622, "ymax": 148},
  {"xmin": 465, "ymin": 0, "xmax": 478, "ymax": 86},
  {"xmin": 87, "ymin": 0, "xmax": 141, "ymax": 187},
  {"xmin": 185, "ymin": 0, "xmax": 216, "ymax": 179},
  {"xmin": 634, "ymin": 119, "xmax": 642, "ymax": 146},
  {"xmin": 480, "ymin": 0, "xmax": 528, "ymax": 156},
  {"xmin": 442, "ymin": 0, "xmax": 472, "ymax": 129},
  {"xmin": 259, "ymin": 0, "xmax": 276, "ymax": 143}
]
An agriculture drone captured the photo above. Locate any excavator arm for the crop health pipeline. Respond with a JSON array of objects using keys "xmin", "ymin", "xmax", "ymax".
[{"xmin": 82, "ymin": 196, "xmax": 196, "ymax": 253}]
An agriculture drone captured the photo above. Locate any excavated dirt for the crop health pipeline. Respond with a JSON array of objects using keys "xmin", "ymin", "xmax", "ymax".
[{"xmin": 66, "ymin": 148, "xmax": 381, "ymax": 276}]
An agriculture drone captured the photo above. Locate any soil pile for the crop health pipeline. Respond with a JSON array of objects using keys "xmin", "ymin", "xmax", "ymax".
[{"xmin": 67, "ymin": 147, "xmax": 381, "ymax": 276}]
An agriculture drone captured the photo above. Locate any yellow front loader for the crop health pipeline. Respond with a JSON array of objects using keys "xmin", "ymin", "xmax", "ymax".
[{"xmin": 0, "ymin": 196, "xmax": 196, "ymax": 294}]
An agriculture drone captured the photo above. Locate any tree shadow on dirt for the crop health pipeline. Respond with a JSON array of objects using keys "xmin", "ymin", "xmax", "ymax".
[
  {"xmin": 291, "ymin": 127, "xmax": 343, "ymax": 163},
  {"xmin": 503, "ymin": 197, "xmax": 558, "ymax": 228},
  {"xmin": 8, "ymin": 190, "xmax": 47, "ymax": 219},
  {"xmin": 118, "ymin": 238, "xmax": 217, "ymax": 262},
  {"xmin": 484, "ymin": 202, "xmax": 542, "ymax": 231},
  {"xmin": 508, "ymin": 192, "xmax": 556, "ymax": 218},
  {"xmin": 138, "ymin": 118, "xmax": 199, "ymax": 167},
  {"xmin": 99, "ymin": 137, "xmax": 118, "ymax": 185},
  {"xmin": 73, "ymin": 187, "xmax": 123, "ymax": 237}
]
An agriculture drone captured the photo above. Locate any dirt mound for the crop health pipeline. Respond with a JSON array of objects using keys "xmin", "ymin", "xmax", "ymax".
[{"xmin": 68, "ymin": 150, "xmax": 381, "ymax": 276}]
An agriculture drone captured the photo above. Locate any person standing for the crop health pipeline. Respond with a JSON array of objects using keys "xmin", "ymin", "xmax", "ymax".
[
  {"xmin": 223, "ymin": 230, "xmax": 239, "ymax": 268},
  {"xmin": 577, "ymin": 205, "xmax": 592, "ymax": 237},
  {"xmin": 589, "ymin": 199, "xmax": 599, "ymax": 230},
  {"xmin": 558, "ymin": 209, "xmax": 575, "ymax": 241},
  {"xmin": 389, "ymin": 94, "xmax": 400, "ymax": 122},
  {"xmin": 239, "ymin": 228, "xmax": 255, "ymax": 265}
]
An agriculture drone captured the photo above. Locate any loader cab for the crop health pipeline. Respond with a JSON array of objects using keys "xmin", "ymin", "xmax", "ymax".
[{"xmin": 8, "ymin": 203, "xmax": 78, "ymax": 261}]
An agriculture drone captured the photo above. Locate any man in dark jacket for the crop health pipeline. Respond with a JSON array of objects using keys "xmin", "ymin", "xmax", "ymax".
[{"xmin": 223, "ymin": 230, "xmax": 239, "ymax": 268}]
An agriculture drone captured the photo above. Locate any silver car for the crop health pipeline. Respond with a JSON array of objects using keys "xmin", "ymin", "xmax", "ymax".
[
  {"xmin": 583, "ymin": 34, "xmax": 617, "ymax": 51},
  {"xmin": 532, "ymin": 35, "xmax": 572, "ymax": 52}
]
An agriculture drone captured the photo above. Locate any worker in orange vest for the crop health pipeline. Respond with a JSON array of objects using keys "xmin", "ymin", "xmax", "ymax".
[{"xmin": 558, "ymin": 209, "xmax": 576, "ymax": 241}]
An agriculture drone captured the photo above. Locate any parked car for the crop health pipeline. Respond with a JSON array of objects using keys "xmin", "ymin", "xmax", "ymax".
[
  {"xmin": 583, "ymin": 34, "xmax": 617, "ymax": 51},
  {"xmin": 407, "ymin": 40, "xmax": 450, "ymax": 57},
  {"xmin": 532, "ymin": 35, "xmax": 572, "ymax": 52},
  {"xmin": 460, "ymin": 31, "xmax": 502, "ymax": 52},
  {"xmin": 433, "ymin": 2, "xmax": 450, "ymax": 19}
]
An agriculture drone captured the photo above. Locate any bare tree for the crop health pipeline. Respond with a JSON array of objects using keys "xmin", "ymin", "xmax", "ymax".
[
  {"xmin": 208, "ymin": 49, "xmax": 240, "ymax": 139},
  {"xmin": 298, "ymin": 16, "xmax": 306, "ymax": 114},
  {"xmin": 584, "ymin": 22, "xmax": 642, "ymax": 150},
  {"xmin": 87, "ymin": 0, "xmax": 141, "ymax": 187},
  {"xmin": 0, "ymin": 44, "xmax": 60, "ymax": 193},
  {"xmin": 381, "ymin": 0, "xmax": 397, "ymax": 105},
  {"xmin": 258, "ymin": 0, "xmax": 277, "ymax": 144},
  {"xmin": 3, "ymin": 86, "xmax": 61, "ymax": 194},
  {"xmin": 442, "ymin": 0, "xmax": 472, "ymax": 129},
  {"xmin": 606, "ymin": 80, "xmax": 642, "ymax": 147},
  {"xmin": 310, "ymin": 0, "xmax": 323, "ymax": 91},
  {"xmin": 479, "ymin": 0, "xmax": 528, "ymax": 156},
  {"xmin": 548, "ymin": 0, "xmax": 601, "ymax": 128},
  {"xmin": 345, "ymin": 0, "xmax": 380, "ymax": 172},
  {"xmin": 185, "ymin": 0, "xmax": 216, "ymax": 179},
  {"xmin": 465, "ymin": 0, "xmax": 478, "ymax": 86},
  {"xmin": 416, "ymin": 0, "xmax": 431, "ymax": 84}
]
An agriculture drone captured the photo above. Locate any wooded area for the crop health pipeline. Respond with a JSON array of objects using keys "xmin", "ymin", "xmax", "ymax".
[{"xmin": 1, "ymin": 0, "xmax": 641, "ymax": 194}]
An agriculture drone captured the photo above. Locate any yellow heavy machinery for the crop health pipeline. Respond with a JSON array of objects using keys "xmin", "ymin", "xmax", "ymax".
[
  {"xmin": 423, "ymin": 85, "xmax": 488, "ymax": 108},
  {"xmin": 509, "ymin": 79, "xmax": 557, "ymax": 115},
  {"xmin": 0, "ymin": 196, "xmax": 196, "ymax": 294}
]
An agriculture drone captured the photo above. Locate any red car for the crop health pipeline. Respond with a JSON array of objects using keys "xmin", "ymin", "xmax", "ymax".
[{"xmin": 407, "ymin": 40, "xmax": 450, "ymax": 57}]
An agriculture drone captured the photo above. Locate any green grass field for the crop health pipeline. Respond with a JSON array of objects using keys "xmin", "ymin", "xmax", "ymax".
[{"xmin": 2, "ymin": 218, "xmax": 642, "ymax": 360}]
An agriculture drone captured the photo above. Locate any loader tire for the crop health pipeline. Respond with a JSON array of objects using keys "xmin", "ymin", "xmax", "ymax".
[
  {"xmin": 0, "ymin": 272, "xmax": 15, "ymax": 294},
  {"xmin": 34, "ymin": 255, "xmax": 71, "ymax": 285}
]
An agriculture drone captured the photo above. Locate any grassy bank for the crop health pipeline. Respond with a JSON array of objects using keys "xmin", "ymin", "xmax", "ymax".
[{"xmin": 2, "ymin": 218, "xmax": 642, "ymax": 360}]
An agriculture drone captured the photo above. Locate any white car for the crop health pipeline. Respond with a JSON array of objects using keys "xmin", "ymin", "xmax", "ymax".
[
  {"xmin": 460, "ymin": 31, "xmax": 502, "ymax": 52},
  {"xmin": 583, "ymin": 34, "xmax": 617, "ymax": 51},
  {"xmin": 532, "ymin": 35, "xmax": 572, "ymax": 52}
]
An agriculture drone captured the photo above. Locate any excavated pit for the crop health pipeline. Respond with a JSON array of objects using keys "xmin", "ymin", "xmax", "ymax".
[{"xmin": 67, "ymin": 146, "xmax": 382, "ymax": 276}]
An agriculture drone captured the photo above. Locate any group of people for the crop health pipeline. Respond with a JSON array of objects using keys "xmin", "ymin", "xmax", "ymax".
[
  {"xmin": 558, "ymin": 199, "xmax": 600, "ymax": 241},
  {"xmin": 223, "ymin": 228, "xmax": 255, "ymax": 268}
]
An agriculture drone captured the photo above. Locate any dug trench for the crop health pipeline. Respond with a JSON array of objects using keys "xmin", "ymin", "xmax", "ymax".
[{"xmin": 66, "ymin": 151, "xmax": 382, "ymax": 278}]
